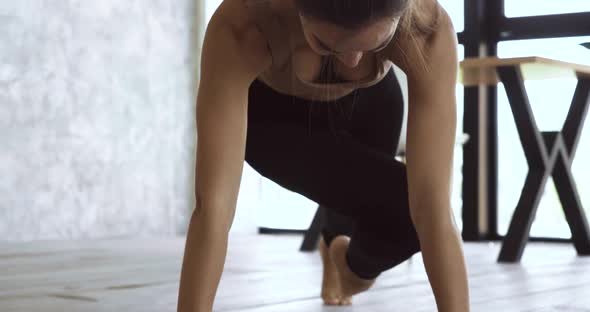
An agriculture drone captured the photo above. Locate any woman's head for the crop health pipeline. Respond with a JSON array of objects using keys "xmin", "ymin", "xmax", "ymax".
[{"xmin": 296, "ymin": 0, "xmax": 412, "ymax": 67}]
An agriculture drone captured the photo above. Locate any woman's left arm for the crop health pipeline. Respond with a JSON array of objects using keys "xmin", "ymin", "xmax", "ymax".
[{"xmin": 402, "ymin": 5, "xmax": 470, "ymax": 312}]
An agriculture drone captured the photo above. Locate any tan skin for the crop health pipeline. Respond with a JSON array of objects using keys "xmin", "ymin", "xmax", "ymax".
[{"xmin": 177, "ymin": 0, "xmax": 469, "ymax": 311}]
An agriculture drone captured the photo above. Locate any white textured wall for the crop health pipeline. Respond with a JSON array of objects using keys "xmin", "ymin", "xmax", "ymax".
[{"xmin": 0, "ymin": 0, "xmax": 205, "ymax": 240}]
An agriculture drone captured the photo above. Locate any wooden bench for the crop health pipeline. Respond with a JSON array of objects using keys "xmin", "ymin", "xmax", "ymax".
[{"xmin": 461, "ymin": 56, "xmax": 590, "ymax": 262}]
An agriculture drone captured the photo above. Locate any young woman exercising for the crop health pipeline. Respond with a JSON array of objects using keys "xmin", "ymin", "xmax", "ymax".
[{"xmin": 177, "ymin": 0, "xmax": 470, "ymax": 311}]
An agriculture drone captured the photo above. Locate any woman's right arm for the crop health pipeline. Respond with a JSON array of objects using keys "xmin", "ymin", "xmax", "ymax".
[{"xmin": 177, "ymin": 3, "xmax": 271, "ymax": 311}]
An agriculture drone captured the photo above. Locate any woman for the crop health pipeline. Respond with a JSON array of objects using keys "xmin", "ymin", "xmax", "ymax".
[{"xmin": 178, "ymin": 0, "xmax": 470, "ymax": 311}]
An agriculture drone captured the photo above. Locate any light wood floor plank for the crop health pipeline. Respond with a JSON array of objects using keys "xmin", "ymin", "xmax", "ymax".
[{"xmin": 1, "ymin": 234, "xmax": 589, "ymax": 311}]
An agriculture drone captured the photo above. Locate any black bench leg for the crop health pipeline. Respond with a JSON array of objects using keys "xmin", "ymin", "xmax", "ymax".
[
  {"xmin": 498, "ymin": 170, "xmax": 549, "ymax": 262},
  {"xmin": 555, "ymin": 78, "xmax": 590, "ymax": 255},
  {"xmin": 497, "ymin": 66, "xmax": 590, "ymax": 262},
  {"xmin": 553, "ymin": 153, "xmax": 590, "ymax": 255},
  {"xmin": 300, "ymin": 205, "xmax": 324, "ymax": 252}
]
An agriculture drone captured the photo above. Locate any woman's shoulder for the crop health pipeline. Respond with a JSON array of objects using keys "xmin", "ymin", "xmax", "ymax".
[
  {"xmin": 207, "ymin": 0, "xmax": 276, "ymax": 55},
  {"xmin": 204, "ymin": 0, "xmax": 272, "ymax": 68},
  {"xmin": 409, "ymin": 0, "xmax": 446, "ymax": 37},
  {"xmin": 386, "ymin": 0, "xmax": 456, "ymax": 76},
  {"xmin": 207, "ymin": 0, "xmax": 264, "ymax": 33},
  {"xmin": 211, "ymin": 0, "xmax": 288, "ymax": 30}
]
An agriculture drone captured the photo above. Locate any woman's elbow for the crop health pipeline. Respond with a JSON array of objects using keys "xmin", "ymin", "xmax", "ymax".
[
  {"xmin": 193, "ymin": 192, "xmax": 237, "ymax": 232},
  {"xmin": 410, "ymin": 203, "xmax": 456, "ymax": 234}
]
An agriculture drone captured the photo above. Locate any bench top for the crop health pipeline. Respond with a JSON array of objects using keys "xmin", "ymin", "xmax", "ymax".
[{"xmin": 460, "ymin": 56, "xmax": 590, "ymax": 86}]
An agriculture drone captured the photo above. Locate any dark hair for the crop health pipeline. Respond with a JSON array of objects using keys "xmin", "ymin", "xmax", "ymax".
[{"xmin": 295, "ymin": 0, "xmax": 411, "ymax": 29}]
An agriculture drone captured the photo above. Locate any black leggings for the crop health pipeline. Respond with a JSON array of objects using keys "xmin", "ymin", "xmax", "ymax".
[{"xmin": 245, "ymin": 69, "xmax": 421, "ymax": 279}]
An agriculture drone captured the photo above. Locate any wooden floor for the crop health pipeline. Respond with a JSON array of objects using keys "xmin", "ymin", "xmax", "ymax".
[{"xmin": 1, "ymin": 234, "xmax": 589, "ymax": 312}]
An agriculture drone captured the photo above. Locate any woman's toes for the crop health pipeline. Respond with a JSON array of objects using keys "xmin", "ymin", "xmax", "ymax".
[
  {"xmin": 329, "ymin": 236, "xmax": 376, "ymax": 297},
  {"xmin": 319, "ymin": 236, "xmax": 345, "ymax": 305},
  {"xmin": 322, "ymin": 294, "xmax": 341, "ymax": 305},
  {"xmin": 339, "ymin": 297, "xmax": 353, "ymax": 305}
]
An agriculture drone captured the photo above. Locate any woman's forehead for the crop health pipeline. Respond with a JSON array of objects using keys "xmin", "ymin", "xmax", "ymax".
[{"xmin": 306, "ymin": 17, "xmax": 398, "ymax": 52}]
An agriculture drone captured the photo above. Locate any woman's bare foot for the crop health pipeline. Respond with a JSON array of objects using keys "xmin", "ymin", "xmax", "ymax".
[
  {"xmin": 319, "ymin": 236, "xmax": 352, "ymax": 305},
  {"xmin": 329, "ymin": 236, "xmax": 376, "ymax": 298}
]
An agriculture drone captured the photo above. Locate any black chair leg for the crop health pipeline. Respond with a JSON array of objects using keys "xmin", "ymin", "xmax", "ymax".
[{"xmin": 299, "ymin": 205, "xmax": 324, "ymax": 252}]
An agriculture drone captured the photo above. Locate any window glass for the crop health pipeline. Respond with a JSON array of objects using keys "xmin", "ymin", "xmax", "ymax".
[
  {"xmin": 499, "ymin": 37, "xmax": 590, "ymax": 66},
  {"xmin": 438, "ymin": 0, "xmax": 465, "ymax": 32},
  {"xmin": 505, "ymin": 0, "xmax": 590, "ymax": 18}
]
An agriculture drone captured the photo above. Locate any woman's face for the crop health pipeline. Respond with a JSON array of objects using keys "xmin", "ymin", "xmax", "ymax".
[{"xmin": 299, "ymin": 14, "xmax": 399, "ymax": 68}]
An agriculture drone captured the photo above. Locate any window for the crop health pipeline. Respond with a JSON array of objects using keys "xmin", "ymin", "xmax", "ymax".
[
  {"xmin": 438, "ymin": 0, "xmax": 464, "ymax": 32},
  {"xmin": 505, "ymin": 0, "xmax": 590, "ymax": 18}
]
